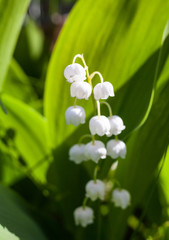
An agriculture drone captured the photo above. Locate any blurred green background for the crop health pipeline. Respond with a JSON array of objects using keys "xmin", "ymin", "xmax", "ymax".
[{"xmin": 0, "ymin": 0, "xmax": 169, "ymax": 239}]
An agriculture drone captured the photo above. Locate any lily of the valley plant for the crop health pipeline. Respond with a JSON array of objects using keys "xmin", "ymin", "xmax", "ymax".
[{"xmin": 64, "ymin": 54, "xmax": 131, "ymax": 227}]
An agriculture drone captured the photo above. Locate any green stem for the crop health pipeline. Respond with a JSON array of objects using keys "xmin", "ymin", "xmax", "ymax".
[
  {"xmin": 74, "ymin": 98, "xmax": 77, "ymax": 107},
  {"xmin": 97, "ymin": 100, "xmax": 101, "ymax": 117},
  {"xmin": 113, "ymin": 179, "xmax": 121, "ymax": 188},
  {"xmin": 93, "ymin": 166, "xmax": 100, "ymax": 183},
  {"xmin": 73, "ymin": 54, "xmax": 89, "ymax": 78},
  {"xmin": 92, "ymin": 135, "xmax": 95, "ymax": 145},
  {"xmin": 82, "ymin": 197, "xmax": 88, "ymax": 209},
  {"xmin": 100, "ymin": 101, "xmax": 113, "ymax": 117},
  {"xmin": 78, "ymin": 134, "xmax": 93, "ymax": 145},
  {"xmin": 73, "ymin": 54, "xmax": 96, "ymax": 113},
  {"xmin": 115, "ymin": 135, "xmax": 118, "ymax": 140},
  {"xmin": 90, "ymin": 71, "xmax": 104, "ymax": 83}
]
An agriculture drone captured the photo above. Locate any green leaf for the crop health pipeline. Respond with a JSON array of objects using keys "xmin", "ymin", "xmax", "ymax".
[
  {"xmin": 160, "ymin": 146, "xmax": 169, "ymax": 216},
  {"xmin": 44, "ymin": 0, "xmax": 169, "ymax": 236},
  {"xmin": 0, "ymin": 0, "xmax": 30, "ymax": 90},
  {"xmin": 0, "ymin": 94, "xmax": 51, "ymax": 183},
  {"xmin": 44, "ymin": 0, "xmax": 169, "ymax": 148},
  {"xmin": 104, "ymin": 80, "xmax": 169, "ymax": 240},
  {"xmin": 2, "ymin": 59, "xmax": 37, "ymax": 104},
  {"xmin": 0, "ymin": 224, "xmax": 19, "ymax": 240},
  {"xmin": 0, "ymin": 149, "xmax": 24, "ymax": 185},
  {"xmin": 0, "ymin": 184, "xmax": 47, "ymax": 240}
]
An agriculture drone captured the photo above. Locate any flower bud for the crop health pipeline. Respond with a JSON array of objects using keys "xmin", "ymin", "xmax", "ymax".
[
  {"xmin": 64, "ymin": 63, "xmax": 86, "ymax": 83},
  {"xmin": 107, "ymin": 139, "xmax": 126, "ymax": 159},
  {"xmin": 84, "ymin": 140, "xmax": 107, "ymax": 163},
  {"xmin": 71, "ymin": 81, "xmax": 92, "ymax": 100},
  {"xmin": 86, "ymin": 180, "xmax": 105, "ymax": 201},
  {"xmin": 65, "ymin": 106, "xmax": 86, "ymax": 126},
  {"xmin": 69, "ymin": 144, "xmax": 87, "ymax": 164},
  {"xmin": 108, "ymin": 115, "xmax": 125, "ymax": 136},
  {"xmin": 89, "ymin": 116, "xmax": 110, "ymax": 136},
  {"xmin": 93, "ymin": 81, "xmax": 114, "ymax": 100},
  {"xmin": 112, "ymin": 188, "xmax": 131, "ymax": 209},
  {"xmin": 74, "ymin": 206, "xmax": 94, "ymax": 227}
]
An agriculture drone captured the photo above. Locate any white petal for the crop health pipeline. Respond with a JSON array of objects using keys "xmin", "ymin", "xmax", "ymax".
[
  {"xmin": 69, "ymin": 144, "xmax": 87, "ymax": 164},
  {"xmin": 74, "ymin": 206, "xmax": 94, "ymax": 227},
  {"xmin": 112, "ymin": 189, "xmax": 131, "ymax": 209},
  {"xmin": 71, "ymin": 82, "xmax": 92, "ymax": 100},
  {"xmin": 84, "ymin": 140, "xmax": 107, "ymax": 163},
  {"xmin": 86, "ymin": 180, "xmax": 105, "ymax": 201},
  {"xmin": 107, "ymin": 139, "xmax": 126, "ymax": 159},
  {"xmin": 94, "ymin": 82, "xmax": 114, "ymax": 100},
  {"xmin": 65, "ymin": 106, "xmax": 86, "ymax": 126},
  {"xmin": 64, "ymin": 63, "xmax": 86, "ymax": 83},
  {"xmin": 89, "ymin": 115, "xmax": 110, "ymax": 136},
  {"xmin": 108, "ymin": 115, "xmax": 126, "ymax": 136}
]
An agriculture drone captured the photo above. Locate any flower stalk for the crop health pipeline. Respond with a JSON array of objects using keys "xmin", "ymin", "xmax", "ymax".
[{"xmin": 64, "ymin": 54, "xmax": 129, "ymax": 228}]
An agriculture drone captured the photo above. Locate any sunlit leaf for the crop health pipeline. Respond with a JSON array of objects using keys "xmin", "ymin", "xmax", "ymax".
[
  {"xmin": 0, "ymin": 94, "xmax": 51, "ymax": 183},
  {"xmin": 160, "ymin": 146, "xmax": 169, "ymax": 216},
  {"xmin": 2, "ymin": 59, "xmax": 37, "ymax": 104},
  {"xmin": 0, "ymin": 224, "xmax": 19, "ymax": 240},
  {"xmin": 0, "ymin": 0, "xmax": 30, "ymax": 89},
  {"xmin": 44, "ymin": 0, "xmax": 169, "ymax": 148}
]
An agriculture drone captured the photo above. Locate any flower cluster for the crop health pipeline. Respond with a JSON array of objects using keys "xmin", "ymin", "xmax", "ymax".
[{"xmin": 64, "ymin": 54, "xmax": 131, "ymax": 227}]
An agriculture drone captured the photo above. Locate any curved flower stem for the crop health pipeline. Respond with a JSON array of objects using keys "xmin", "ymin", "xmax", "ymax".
[
  {"xmin": 73, "ymin": 54, "xmax": 84, "ymax": 65},
  {"xmin": 78, "ymin": 134, "xmax": 93, "ymax": 145},
  {"xmin": 113, "ymin": 179, "xmax": 121, "ymax": 189},
  {"xmin": 93, "ymin": 166, "xmax": 100, "ymax": 183},
  {"xmin": 74, "ymin": 98, "xmax": 77, "ymax": 107},
  {"xmin": 73, "ymin": 54, "xmax": 90, "ymax": 78},
  {"xmin": 73, "ymin": 54, "xmax": 96, "ymax": 112},
  {"xmin": 115, "ymin": 135, "xmax": 118, "ymax": 141},
  {"xmin": 90, "ymin": 71, "xmax": 104, "ymax": 83},
  {"xmin": 97, "ymin": 100, "xmax": 101, "ymax": 118},
  {"xmin": 82, "ymin": 197, "xmax": 88, "ymax": 209},
  {"xmin": 92, "ymin": 135, "xmax": 95, "ymax": 145},
  {"xmin": 100, "ymin": 101, "xmax": 113, "ymax": 117}
]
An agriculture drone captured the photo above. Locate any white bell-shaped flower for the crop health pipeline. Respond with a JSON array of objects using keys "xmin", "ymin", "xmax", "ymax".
[
  {"xmin": 89, "ymin": 116, "xmax": 110, "ymax": 136},
  {"xmin": 84, "ymin": 140, "xmax": 107, "ymax": 163},
  {"xmin": 93, "ymin": 81, "xmax": 114, "ymax": 100},
  {"xmin": 71, "ymin": 81, "xmax": 92, "ymax": 100},
  {"xmin": 65, "ymin": 106, "xmax": 86, "ymax": 126},
  {"xmin": 107, "ymin": 139, "xmax": 126, "ymax": 159},
  {"xmin": 85, "ymin": 179, "xmax": 105, "ymax": 201},
  {"xmin": 112, "ymin": 188, "xmax": 131, "ymax": 209},
  {"xmin": 69, "ymin": 144, "xmax": 87, "ymax": 164},
  {"xmin": 64, "ymin": 63, "xmax": 86, "ymax": 83},
  {"xmin": 74, "ymin": 206, "xmax": 94, "ymax": 227},
  {"xmin": 108, "ymin": 115, "xmax": 126, "ymax": 136}
]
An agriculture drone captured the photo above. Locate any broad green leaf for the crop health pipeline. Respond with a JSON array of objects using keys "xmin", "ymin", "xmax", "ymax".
[
  {"xmin": 0, "ymin": 224, "xmax": 19, "ymax": 240},
  {"xmin": 160, "ymin": 146, "xmax": 169, "ymax": 216},
  {"xmin": 44, "ymin": 0, "xmax": 169, "ymax": 148},
  {"xmin": 45, "ymin": 0, "xmax": 169, "ymax": 235},
  {"xmin": 2, "ymin": 59, "xmax": 37, "ymax": 103},
  {"xmin": 0, "ymin": 0, "xmax": 30, "ymax": 90},
  {"xmin": 103, "ymin": 80, "xmax": 169, "ymax": 240},
  {"xmin": 0, "ymin": 184, "xmax": 47, "ymax": 240},
  {"xmin": 47, "ymin": 77, "xmax": 169, "ymax": 238},
  {"xmin": 0, "ymin": 94, "xmax": 51, "ymax": 183}
]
